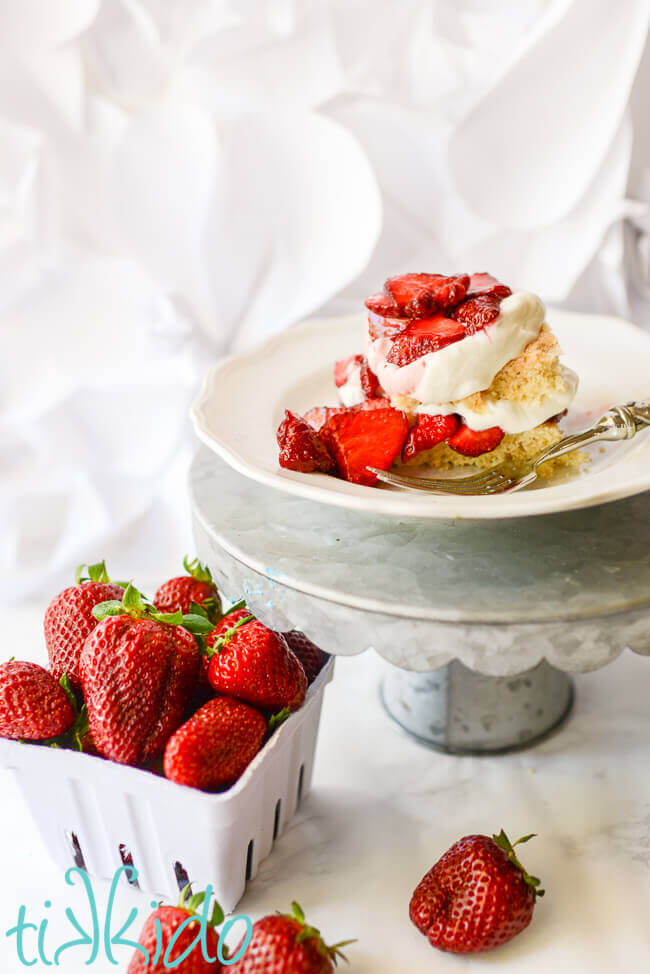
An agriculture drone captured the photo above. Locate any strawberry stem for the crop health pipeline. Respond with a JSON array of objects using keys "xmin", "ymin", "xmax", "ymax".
[
  {"xmin": 76, "ymin": 560, "xmax": 111, "ymax": 585},
  {"xmin": 492, "ymin": 829, "xmax": 545, "ymax": 899},
  {"xmin": 92, "ymin": 583, "xmax": 184, "ymax": 626},
  {"xmin": 177, "ymin": 885, "xmax": 224, "ymax": 927},
  {"xmin": 203, "ymin": 613, "xmax": 254, "ymax": 658},
  {"xmin": 268, "ymin": 708, "xmax": 291, "ymax": 733},
  {"xmin": 283, "ymin": 903, "xmax": 355, "ymax": 966},
  {"xmin": 70, "ymin": 705, "xmax": 89, "ymax": 752},
  {"xmin": 183, "ymin": 556, "xmax": 213, "ymax": 584},
  {"xmin": 59, "ymin": 673, "xmax": 78, "ymax": 714}
]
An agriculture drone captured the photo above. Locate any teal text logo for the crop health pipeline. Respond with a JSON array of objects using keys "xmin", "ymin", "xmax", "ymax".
[{"xmin": 6, "ymin": 867, "xmax": 252, "ymax": 967}]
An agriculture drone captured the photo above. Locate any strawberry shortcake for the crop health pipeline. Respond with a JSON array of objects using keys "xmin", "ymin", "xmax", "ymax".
[{"xmin": 277, "ymin": 272, "xmax": 581, "ymax": 487}]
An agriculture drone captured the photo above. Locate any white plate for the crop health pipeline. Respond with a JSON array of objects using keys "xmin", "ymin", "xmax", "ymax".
[{"xmin": 191, "ymin": 310, "xmax": 650, "ymax": 519}]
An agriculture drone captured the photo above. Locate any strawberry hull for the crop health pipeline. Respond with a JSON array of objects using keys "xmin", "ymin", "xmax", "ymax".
[{"xmin": 0, "ymin": 656, "xmax": 334, "ymax": 913}]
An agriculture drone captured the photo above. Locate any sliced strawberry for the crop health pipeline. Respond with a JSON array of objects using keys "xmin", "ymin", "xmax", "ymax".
[
  {"xmin": 334, "ymin": 354, "xmax": 381, "ymax": 399},
  {"xmin": 277, "ymin": 410, "xmax": 333, "ymax": 473},
  {"xmin": 360, "ymin": 359, "xmax": 380, "ymax": 398},
  {"xmin": 366, "ymin": 292, "xmax": 400, "ymax": 317},
  {"xmin": 334, "ymin": 354, "xmax": 363, "ymax": 388},
  {"xmin": 466, "ymin": 272, "xmax": 512, "ymax": 299},
  {"xmin": 447, "ymin": 423, "xmax": 505, "ymax": 457},
  {"xmin": 321, "ymin": 403, "xmax": 409, "ymax": 486},
  {"xmin": 452, "ymin": 294, "xmax": 502, "ymax": 333},
  {"xmin": 386, "ymin": 315, "xmax": 467, "ymax": 367},
  {"xmin": 401, "ymin": 414, "xmax": 459, "ymax": 463},
  {"xmin": 384, "ymin": 273, "xmax": 470, "ymax": 317},
  {"xmin": 368, "ymin": 311, "xmax": 404, "ymax": 341},
  {"xmin": 303, "ymin": 405, "xmax": 346, "ymax": 431}
]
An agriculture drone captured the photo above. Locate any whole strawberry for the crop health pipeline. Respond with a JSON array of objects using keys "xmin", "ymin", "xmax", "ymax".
[
  {"xmin": 187, "ymin": 601, "xmax": 253, "ymax": 692},
  {"xmin": 207, "ymin": 619, "xmax": 307, "ymax": 713},
  {"xmin": 410, "ymin": 830, "xmax": 544, "ymax": 954},
  {"xmin": 154, "ymin": 557, "xmax": 222, "ymax": 623},
  {"xmin": 228, "ymin": 902, "xmax": 352, "ymax": 973},
  {"xmin": 164, "ymin": 696, "xmax": 267, "ymax": 791},
  {"xmin": 128, "ymin": 886, "xmax": 223, "ymax": 973},
  {"xmin": 81, "ymin": 584, "xmax": 200, "ymax": 766},
  {"xmin": 280, "ymin": 631, "xmax": 327, "ymax": 685},
  {"xmin": 206, "ymin": 603, "xmax": 255, "ymax": 645},
  {"xmin": 44, "ymin": 561, "xmax": 124, "ymax": 691},
  {"xmin": 0, "ymin": 661, "xmax": 75, "ymax": 741}
]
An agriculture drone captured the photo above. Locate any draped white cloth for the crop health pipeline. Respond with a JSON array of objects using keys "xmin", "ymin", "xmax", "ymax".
[{"xmin": 1, "ymin": 0, "xmax": 649, "ymax": 601}]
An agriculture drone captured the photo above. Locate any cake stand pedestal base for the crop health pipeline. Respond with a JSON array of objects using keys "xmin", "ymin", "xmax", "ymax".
[{"xmin": 381, "ymin": 660, "xmax": 574, "ymax": 754}]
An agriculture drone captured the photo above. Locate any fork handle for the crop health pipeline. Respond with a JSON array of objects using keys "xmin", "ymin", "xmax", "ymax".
[{"xmin": 531, "ymin": 398, "xmax": 650, "ymax": 470}]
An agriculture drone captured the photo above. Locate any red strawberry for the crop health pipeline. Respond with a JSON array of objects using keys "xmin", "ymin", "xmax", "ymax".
[
  {"xmin": 334, "ymin": 355, "xmax": 380, "ymax": 399},
  {"xmin": 44, "ymin": 561, "xmax": 124, "ymax": 692},
  {"xmin": 281, "ymin": 631, "xmax": 326, "ymax": 684},
  {"xmin": 164, "ymin": 696, "xmax": 267, "ymax": 791},
  {"xmin": 365, "ymin": 291, "xmax": 400, "ymax": 317},
  {"xmin": 334, "ymin": 354, "xmax": 361, "ymax": 387},
  {"xmin": 0, "ymin": 661, "xmax": 75, "ymax": 741},
  {"xmin": 447, "ymin": 423, "xmax": 504, "ymax": 457},
  {"xmin": 452, "ymin": 294, "xmax": 502, "ymax": 333},
  {"xmin": 360, "ymin": 362, "xmax": 380, "ymax": 398},
  {"xmin": 320, "ymin": 402, "xmax": 408, "ymax": 486},
  {"xmin": 128, "ymin": 886, "xmax": 223, "ymax": 973},
  {"xmin": 80, "ymin": 585, "xmax": 200, "ymax": 766},
  {"xmin": 401, "ymin": 414, "xmax": 459, "ymax": 463},
  {"xmin": 367, "ymin": 311, "xmax": 404, "ymax": 341},
  {"xmin": 385, "ymin": 316, "xmax": 467, "ymax": 367},
  {"xmin": 207, "ymin": 620, "xmax": 306, "ymax": 713},
  {"xmin": 208, "ymin": 606, "xmax": 255, "ymax": 643},
  {"xmin": 303, "ymin": 405, "xmax": 346, "ymax": 432},
  {"xmin": 227, "ymin": 902, "xmax": 352, "ymax": 973},
  {"xmin": 409, "ymin": 830, "xmax": 544, "ymax": 954},
  {"xmin": 154, "ymin": 557, "xmax": 222, "ymax": 623},
  {"xmin": 466, "ymin": 272, "xmax": 512, "ymax": 299},
  {"xmin": 384, "ymin": 273, "xmax": 470, "ymax": 317},
  {"xmin": 277, "ymin": 411, "xmax": 334, "ymax": 474},
  {"xmin": 196, "ymin": 604, "xmax": 255, "ymax": 689}
]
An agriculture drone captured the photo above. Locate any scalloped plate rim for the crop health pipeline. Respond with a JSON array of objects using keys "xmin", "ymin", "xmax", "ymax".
[{"xmin": 190, "ymin": 310, "xmax": 650, "ymax": 520}]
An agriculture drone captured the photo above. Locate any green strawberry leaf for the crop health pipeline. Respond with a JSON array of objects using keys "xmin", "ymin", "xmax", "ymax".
[
  {"xmin": 59, "ymin": 673, "xmax": 78, "ymax": 716},
  {"xmin": 268, "ymin": 708, "xmax": 291, "ymax": 733},
  {"xmin": 70, "ymin": 705, "xmax": 90, "ymax": 753},
  {"xmin": 151, "ymin": 609, "xmax": 184, "ymax": 626},
  {"xmin": 208, "ymin": 900, "xmax": 225, "ymax": 928},
  {"xmin": 92, "ymin": 600, "xmax": 126, "ymax": 621},
  {"xmin": 76, "ymin": 560, "xmax": 111, "ymax": 585},
  {"xmin": 182, "ymin": 613, "xmax": 216, "ymax": 635},
  {"xmin": 284, "ymin": 903, "xmax": 354, "ymax": 966},
  {"xmin": 183, "ymin": 556, "xmax": 213, "ymax": 584},
  {"xmin": 177, "ymin": 886, "xmax": 224, "ymax": 928},
  {"xmin": 93, "ymin": 583, "xmax": 184, "ymax": 626},
  {"xmin": 492, "ymin": 829, "xmax": 545, "ymax": 899}
]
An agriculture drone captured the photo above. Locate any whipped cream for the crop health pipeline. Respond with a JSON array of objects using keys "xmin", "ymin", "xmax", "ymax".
[
  {"xmin": 366, "ymin": 291, "xmax": 545, "ymax": 404},
  {"xmin": 418, "ymin": 366, "xmax": 579, "ymax": 434}
]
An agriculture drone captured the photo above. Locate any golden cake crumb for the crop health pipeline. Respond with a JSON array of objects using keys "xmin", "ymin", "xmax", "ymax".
[{"xmin": 397, "ymin": 422, "xmax": 586, "ymax": 478}]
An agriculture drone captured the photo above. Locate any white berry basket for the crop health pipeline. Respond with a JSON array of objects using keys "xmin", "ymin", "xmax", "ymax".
[{"xmin": 0, "ymin": 657, "xmax": 334, "ymax": 913}]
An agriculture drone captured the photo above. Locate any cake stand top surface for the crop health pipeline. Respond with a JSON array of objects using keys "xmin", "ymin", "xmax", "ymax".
[{"xmin": 190, "ymin": 448, "xmax": 650, "ymax": 627}]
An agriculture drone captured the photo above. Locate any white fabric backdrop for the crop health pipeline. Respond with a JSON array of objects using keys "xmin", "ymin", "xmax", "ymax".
[{"xmin": 1, "ymin": 0, "xmax": 649, "ymax": 602}]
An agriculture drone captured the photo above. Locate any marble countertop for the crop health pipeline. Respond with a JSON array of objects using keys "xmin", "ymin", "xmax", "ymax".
[{"xmin": 1, "ymin": 604, "xmax": 650, "ymax": 971}]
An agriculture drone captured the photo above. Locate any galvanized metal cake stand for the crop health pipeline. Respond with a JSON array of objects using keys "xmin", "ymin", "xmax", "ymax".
[{"xmin": 189, "ymin": 447, "xmax": 650, "ymax": 755}]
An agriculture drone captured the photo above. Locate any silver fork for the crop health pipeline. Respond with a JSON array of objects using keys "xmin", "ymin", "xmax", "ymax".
[{"xmin": 367, "ymin": 399, "xmax": 650, "ymax": 496}]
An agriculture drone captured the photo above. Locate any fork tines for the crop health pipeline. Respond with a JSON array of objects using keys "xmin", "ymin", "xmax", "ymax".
[{"xmin": 367, "ymin": 466, "xmax": 513, "ymax": 495}]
